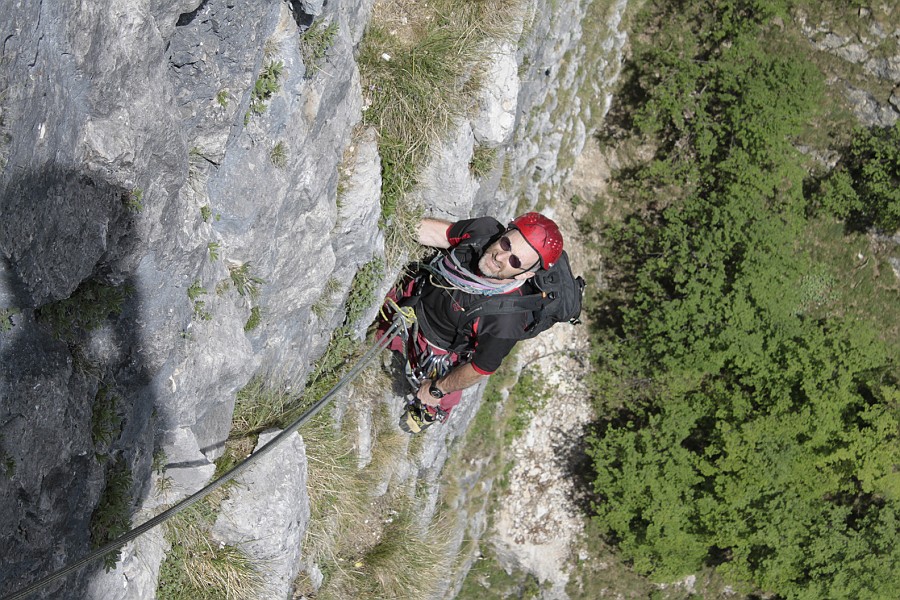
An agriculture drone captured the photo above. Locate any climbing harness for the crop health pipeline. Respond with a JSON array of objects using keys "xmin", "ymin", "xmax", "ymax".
[{"xmin": 1, "ymin": 318, "xmax": 404, "ymax": 600}]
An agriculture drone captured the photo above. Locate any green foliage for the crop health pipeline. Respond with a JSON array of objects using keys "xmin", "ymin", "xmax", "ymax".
[
  {"xmin": 207, "ymin": 242, "xmax": 220, "ymax": 261},
  {"xmin": 346, "ymin": 258, "xmax": 384, "ymax": 326},
  {"xmin": 215, "ymin": 89, "xmax": 229, "ymax": 108},
  {"xmin": 157, "ymin": 494, "xmax": 262, "ymax": 599},
  {"xmin": 187, "ymin": 280, "xmax": 206, "ymax": 301},
  {"xmin": 92, "ymin": 386, "xmax": 123, "ymax": 448},
  {"xmin": 457, "ymin": 546, "xmax": 546, "ymax": 599},
  {"xmin": 37, "ymin": 281, "xmax": 130, "ymax": 341},
  {"xmin": 469, "ymin": 144, "xmax": 498, "ymax": 179},
  {"xmin": 152, "ymin": 450, "xmax": 167, "ymax": 475},
  {"xmin": 269, "ymin": 140, "xmax": 287, "ymax": 168},
  {"xmin": 586, "ymin": 1, "xmax": 900, "ymax": 598},
  {"xmin": 817, "ymin": 122, "xmax": 900, "ymax": 232},
  {"xmin": 188, "ymin": 281, "xmax": 211, "ymax": 321},
  {"xmin": 300, "ymin": 19, "xmax": 339, "ymax": 76},
  {"xmin": 504, "ymin": 367, "xmax": 548, "ymax": 444},
  {"xmin": 200, "ymin": 205, "xmax": 212, "ymax": 222},
  {"xmin": 228, "ymin": 263, "xmax": 265, "ymax": 299},
  {"xmin": 122, "ymin": 188, "xmax": 144, "ymax": 212},
  {"xmin": 0, "ymin": 307, "xmax": 18, "ymax": 333},
  {"xmin": 243, "ymin": 306, "xmax": 262, "ymax": 332},
  {"xmin": 248, "ymin": 60, "xmax": 283, "ymax": 117},
  {"xmin": 90, "ymin": 458, "xmax": 132, "ymax": 571}
]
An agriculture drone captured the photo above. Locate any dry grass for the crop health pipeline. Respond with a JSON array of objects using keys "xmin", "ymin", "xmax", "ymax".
[
  {"xmin": 157, "ymin": 489, "xmax": 264, "ymax": 600},
  {"xmin": 360, "ymin": 0, "xmax": 528, "ymax": 259}
]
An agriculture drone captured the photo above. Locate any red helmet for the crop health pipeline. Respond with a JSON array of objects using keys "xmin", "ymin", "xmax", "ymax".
[{"xmin": 509, "ymin": 212, "xmax": 564, "ymax": 268}]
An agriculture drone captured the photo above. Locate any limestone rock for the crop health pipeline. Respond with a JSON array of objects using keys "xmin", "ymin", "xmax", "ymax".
[
  {"xmin": 213, "ymin": 430, "xmax": 310, "ymax": 600},
  {"xmin": 472, "ymin": 40, "xmax": 520, "ymax": 147}
]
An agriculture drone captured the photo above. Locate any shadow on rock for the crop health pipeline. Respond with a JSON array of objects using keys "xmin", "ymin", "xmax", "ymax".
[{"xmin": 0, "ymin": 168, "xmax": 155, "ymax": 598}]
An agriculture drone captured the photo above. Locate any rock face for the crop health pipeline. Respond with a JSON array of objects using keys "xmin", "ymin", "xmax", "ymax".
[
  {"xmin": 799, "ymin": 5, "xmax": 900, "ymax": 126},
  {"xmin": 0, "ymin": 0, "xmax": 624, "ymax": 598}
]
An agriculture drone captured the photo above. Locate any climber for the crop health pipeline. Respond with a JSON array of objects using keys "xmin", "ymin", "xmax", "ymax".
[{"xmin": 379, "ymin": 212, "xmax": 569, "ymax": 434}]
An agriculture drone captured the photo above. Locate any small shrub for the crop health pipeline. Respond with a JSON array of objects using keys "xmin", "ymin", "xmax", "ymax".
[
  {"xmin": 244, "ymin": 306, "xmax": 262, "ymax": 332},
  {"xmin": 0, "ymin": 307, "xmax": 18, "ymax": 333},
  {"xmin": 300, "ymin": 20, "xmax": 339, "ymax": 76},
  {"xmin": 90, "ymin": 458, "xmax": 133, "ymax": 571},
  {"xmin": 37, "ymin": 281, "xmax": 130, "ymax": 341},
  {"xmin": 188, "ymin": 281, "xmax": 212, "ymax": 321},
  {"xmin": 469, "ymin": 145, "xmax": 498, "ymax": 179},
  {"xmin": 215, "ymin": 89, "xmax": 229, "ymax": 107},
  {"xmin": 207, "ymin": 242, "xmax": 220, "ymax": 261},
  {"xmin": 270, "ymin": 141, "xmax": 288, "ymax": 168},
  {"xmin": 152, "ymin": 450, "xmax": 167, "ymax": 475},
  {"xmin": 122, "ymin": 188, "xmax": 143, "ymax": 212},
  {"xmin": 248, "ymin": 60, "xmax": 284, "ymax": 117},
  {"xmin": 345, "ymin": 258, "xmax": 384, "ymax": 326},
  {"xmin": 200, "ymin": 205, "xmax": 212, "ymax": 222},
  {"xmin": 228, "ymin": 263, "xmax": 265, "ymax": 299},
  {"xmin": 504, "ymin": 367, "xmax": 548, "ymax": 444},
  {"xmin": 92, "ymin": 386, "xmax": 123, "ymax": 448},
  {"xmin": 187, "ymin": 280, "xmax": 206, "ymax": 301}
]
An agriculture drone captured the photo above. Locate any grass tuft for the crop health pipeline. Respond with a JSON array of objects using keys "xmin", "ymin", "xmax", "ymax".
[
  {"xmin": 470, "ymin": 144, "xmax": 498, "ymax": 178},
  {"xmin": 300, "ymin": 19, "xmax": 339, "ymax": 76},
  {"xmin": 270, "ymin": 141, "xmax": 288, "ymax": 168},
  {"xmin": 157, "ymin": 491, "xmax": 263, "ymax": 600}
]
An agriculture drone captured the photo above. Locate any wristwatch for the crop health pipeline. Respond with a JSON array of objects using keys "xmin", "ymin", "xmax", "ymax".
[{"xmin": 429, "ymin": 380, "xmax": 445, "ymax": 399}]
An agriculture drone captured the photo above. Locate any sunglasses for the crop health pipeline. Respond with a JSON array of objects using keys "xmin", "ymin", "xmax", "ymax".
[{"xmin": 499, "ymin": 235, "xmax": 524, "ymax": 270}]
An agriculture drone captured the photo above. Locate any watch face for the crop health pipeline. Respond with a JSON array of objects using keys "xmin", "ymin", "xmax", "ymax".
[{"xmin": 429, "ymin": 383, "xmax": 443, "ymax": 398}]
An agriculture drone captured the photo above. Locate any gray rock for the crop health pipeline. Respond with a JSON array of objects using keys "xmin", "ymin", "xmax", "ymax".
[
  {"xmin": 213, "ymin": 429, "xmax": 310, "ymax": 600},
  {"xmin": 410, "ymin": 121, "xmax": 479, "ymax": 221},
  {"xmin": 845, "ymin": 85, "xmax": 899, "ymax": 127},
  {"xmin": 472, "ymin": 40, "xmax": 520, "ymax": 147},
  {"xmin": 835, "ymin": 42, "xmax": 869, "ymax": 64}
]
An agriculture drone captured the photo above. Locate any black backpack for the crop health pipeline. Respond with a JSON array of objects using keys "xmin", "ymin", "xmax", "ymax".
[{"xmin": 458, "ymin": 249, "xmax": 586, "ymax": 340}]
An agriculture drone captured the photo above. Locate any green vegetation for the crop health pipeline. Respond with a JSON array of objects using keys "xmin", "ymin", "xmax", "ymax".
[
  {"xmin": 814, "ymin": 121, "xmax": 900, "ymax": 232},
  {"xmin": 157, "ymin": 490, "xmax": 262, "ymax": 600},
  {"xmin": 357, "ymin": 0, "xmax": 520, "ymax": 257},
  {"xmin": 300, "ymin": 19, "xmax": 339, "ymax": 76},
  {"xmin": 227, "ymin": 263, "xmax": 264, "ymax": 300},
  {"xmin": 469, "ymin": 144, "xmax": 498, "ymax": 179},
  {"xmin": 207, "ymin": 242, "xmax": 220, "ymax": 261},
  {"xmin": 583, "ymin": 1, "xmax": 900, "ymax": 598},
  {"xmin": 122, "ymin": 188, "xmax": 143, "ymax": 213},
  {"xmin": 458, "ymin": 546, "xmax": 545, "ymax": 599},
  {"xmin": 243, "ymin": 306, "xmax": 262, "ymax": 332},
  {"xmin": 311, "ymin": 277, "xmax": 341, "ymax": 319},
  {"xmin": 503, "ymin": 366, "xmax": 547, "ymax": 444},
  {"xmin": 0, "ymin": 307, "xmax": 18, "ymax": 333},
  {"xmin": 216, "ymin": 89, "xmax": 229, "ymax": 108},
  {"xmin": 90, "ymin": 458, "xmax": 132, "ymax": 571},
  {"xmin": 200, "ymin": 205, "xmax": 212, "ymax": 222},
  {"xmin": 92, "ymin": 386, "xmax": 123, "ymax": 449},
  {"xmin": 37, "ymin": 281, "xmax": 130, "ymax": 341},
  {"xmin": 247, "ymin": 60, "xmax": 284, "ymax": 119},
  {"xmin": 269, "ymin": 140, "xmax": 287, "ymax": 168},
  {"xmin": 187, "ymin": 280, "xmax": 211, "ymax": 321}
]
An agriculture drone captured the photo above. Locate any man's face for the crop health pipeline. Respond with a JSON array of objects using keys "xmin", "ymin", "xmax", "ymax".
[{"xmin": 477, "ymin": 230, "xmax": 541, "ymax": 281}]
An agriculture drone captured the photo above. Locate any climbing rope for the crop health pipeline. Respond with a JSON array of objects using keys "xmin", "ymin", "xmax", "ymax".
[{"xmin": 1, "ymin": 318, "xmax": 405, "ymax": 600}]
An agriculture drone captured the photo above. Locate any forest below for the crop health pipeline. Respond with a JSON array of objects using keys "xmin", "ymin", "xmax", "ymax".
[{"xmin": 582, "ymin": 0, "xmax": 899, "ymax": 598}]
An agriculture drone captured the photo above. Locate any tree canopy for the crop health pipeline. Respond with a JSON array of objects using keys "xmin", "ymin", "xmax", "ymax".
[{"xmin": 587, "ymin": 1, "xmax": 900, "ymax": 598}]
